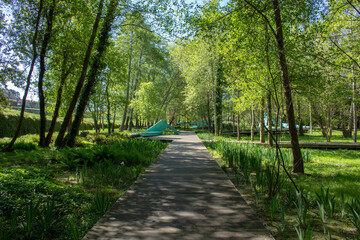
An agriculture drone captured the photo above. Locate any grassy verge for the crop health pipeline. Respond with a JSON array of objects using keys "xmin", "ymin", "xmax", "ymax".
[
  {"xmin": 0, "ymin": 109, "xmax": 95, "ymax": 138},
  {"xmin": 203, "ymin": 140, "xmax": 360, "ymax": 239},
  {"xmin": 197, "ymin": 129, "xmax": 360, "ymax": 143},
  {"xmin": 0, "ymin": 135, "xmax": 169, "ymax": 239}
]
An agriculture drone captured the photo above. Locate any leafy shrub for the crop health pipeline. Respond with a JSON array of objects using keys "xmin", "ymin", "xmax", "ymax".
[
  {"xmin": 0, "ymin": 138, "xmax": 169, "ymax": 239},
  {"xmin": 12, "ymin": 142, "xmax": 38, "ymax": 151},
  {"xmin": 58, "ymin": 147, "xmax": 94, "ymax": 170}
]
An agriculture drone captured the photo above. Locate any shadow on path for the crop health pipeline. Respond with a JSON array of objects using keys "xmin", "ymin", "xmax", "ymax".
[{"xmin": 84, "ymin": 131, "xmax": 273, "ymax": 240}]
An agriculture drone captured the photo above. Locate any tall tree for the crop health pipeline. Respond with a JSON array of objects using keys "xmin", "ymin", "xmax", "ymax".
[
  {"xmin": 65, "ymin": 0, "xmax": 118, "ymax": 147},
  {"xmin": 4, "ymin": 0, "xmax": 44, "ymax": 151},
  {"xmin": 55, "ymin": 0, "xmax": 105, "ymax": 147},
  {"xmin": 38, "ymin": 0, "xmax": 56, "ymax": 147},
  {"xmin": 271, "ymin": 0, "xmax": 303, "ymax": 173}
]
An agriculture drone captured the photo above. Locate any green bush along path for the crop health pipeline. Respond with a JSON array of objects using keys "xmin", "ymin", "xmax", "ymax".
[{"xmin": 0, "ymin": 137, "xmax": 168, "ymax": 239}]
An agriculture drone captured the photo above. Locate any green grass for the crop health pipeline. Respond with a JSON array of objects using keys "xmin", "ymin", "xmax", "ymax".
[
  {"xmin": 296, "ymin": 149, "xmax": 360, "ymax": 199},
  {"xmin": 197, "ymin": 129, "xmax": 360, "ymax": 143},
  {"xmin": 0, "ymin": 136, "xmax": 169, "ymax": 239},
  {"xmin": 204, "ymin": 141, "xmax": 360, "ymax": 239}
]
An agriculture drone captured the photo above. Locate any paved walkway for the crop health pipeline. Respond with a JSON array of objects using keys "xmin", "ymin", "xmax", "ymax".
[{"xmin": 84, "ymin": 132, "xmax": 273, "ymax": 240}]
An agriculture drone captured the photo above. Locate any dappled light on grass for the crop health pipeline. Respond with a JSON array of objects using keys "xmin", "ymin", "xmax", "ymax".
[{"xmin": 296, "ymin": 149, "xmax": 360, "ymax": 199}]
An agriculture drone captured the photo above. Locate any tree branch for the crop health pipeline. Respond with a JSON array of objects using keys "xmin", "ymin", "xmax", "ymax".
[
  {"xmin": 346, "ymin": 0, "xmax": 360, "ymax": 15},
  {"xmin": 211, "ymin": 5, "xmax": 245, "ymax": 24},
  {"xmin": 242, "ymin": 0, "xmax": 277, "ymax": 37},
  {"xmin": 330, "ymin": 37, "xmax": 360, "ymax": 70}
]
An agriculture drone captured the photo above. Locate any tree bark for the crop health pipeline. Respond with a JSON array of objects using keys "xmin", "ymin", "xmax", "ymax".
[
  {"xmin": 214, "ymin": 60, "xmax": 223, "ymax": 136},
  {"xmin": 298, "ymin": 100, "xmax": 304, "ymax": 136},
  {"xmin": 38, "ymin": 0, "xmax": 56, "ymax": 147},
  {"xmin": 309, "ymin": 103, "xmax": 313, "ymax": 134},
  {"xmin": 55, "ymin": 0, "xmax": 104, "ymax": 147},
  {"xmin": 260, "ymin": 98, "xmax": 265, "ymax": 143},
  {"xmin": 272, "ymin": 0, "xmax": 303, "ymax": 173},
  {"xmin": 237, "ymin": 112, "xmax": 241, "ymax": 141},
  {"xmin": 112, "ymin": 106, "xmax": 116, "ymax": 132},
  {"xmin": 251, "ymin": 105, "xmax": 255, "ymax": 141},
  {"xmin": 311, "ymin": 102, "xmax": 328, "ymax": 139},
  {"xmin": 353, "ymin": 67, "xmax": 357, "ymax": 142},
  {"xmin": 44, "ymin": 58, "xmax": 74, "ymax": 147},
  {"xmin": 207, "ymin": 93, "xmax": 212, "ymax": 134},
  {"xmin": 65, "ymin": 0, "xmax": 118, "ymax": 147},
  {"xmin": 341, "ymin": 110, "xmax": 347, "ymax": 138},
  {"xmin": 4, "ymin": 0, "xmax": 43, "ymax": 151},
  {"xmin": 120, "ymin": 54, "xmax": 132, "ymax": 131},
  {"xmin": 106, "ymin": 81, "xmax": 111, "ymax": 136},
  {"xmin": 349, "ymin": 105, "xmax": 353, "ymax": 138},
  {"xmin": 267, "ymin": 93, "xmax": 273, "ymax": 146}
]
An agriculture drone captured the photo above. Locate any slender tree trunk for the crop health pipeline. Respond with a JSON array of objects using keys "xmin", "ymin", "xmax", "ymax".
[
  {"xmin": 45, "ymin": 59, "xmax": 73, "ymax": 147},
  {"xmin": 55, "ymin": 0, "xmax": 104, "ymax": 147},
  {"xmin": 272, "ymin": 0, "xmax": 303, "ymax": 173},
  {"xmin": 129, "ymin": 108, "xmax": 134, "ymax": 131},
  {"xmin": 326, "ymin": 109, "xmax": 331, "ymax": 142},
  {"xmin": 267, "ymin": 93, "xmax": 273, "ymax": 146},
  {"xmin": 349, "ymin": 105, "xmax": 353, "ymax": 138},
  {"xmin": 251, "ymin": 106, "xmax": 255, "ymax": 142},
  {"xmin": 251, "ymin": 105, "xmax": 255, "ymax": 141},
  {"xmin": 215, "ymin": 61, "xmax": 223, "ymax": 136},
  {"xmin": 353, "ymin": 68, "xmax": 357, "ymax": 142},
  {"xmin": 213, "ymin": 84, "xmax": 217, "ymax": 135},
  {"xmin": 298, "ymin": 100, "xmax": 304, "ymax": 136},
  {"xmin": 120, "ymin": 49, "xmax": 133, "ymax": 131},
  {"xmin": 135, "ymin": 115, "xmax": 139, "ymax": 129},
  {"xmin": 309, "ymin": 103, "xmax": 313, "ymax": 134},
  {"xmin": 106, "ymin": 82, "xmax": 111, "ymax": 136},
  {"xmin": 311, "ymin": 103, "xmax": 328, "ymax": 139},
  {"xmin": 207, "ymin": 94, "xmax": 212, "ymax": 134},
  {"xmin": 4, "ymin": 0, "xmax": 43, "ymax": 151},
  {"xmin": 38, "ymin": 0, "xmax": 56, "ymax": 147},
  {"xmin": 237, "ymin": 112, "xmax": 241, "ymax": 141},
  {"xmin": 98, "ymin": 110, "xmax": 102, "ymax": 132},
  {"xmin": 92, "ymin": 112, "xmax": 98, "ymax": 134},
  {"xmin": 65, "ymin": 0, "xmax": 118, "ymax": 147},
  {"xmin": 125, "ymin": 116, "xmax": 130, "ymax": 130},
  {"xmin": 101, "ymin": 112, "xmax": 104, "ymax": 131},
  {"xmin": 260, "ymin": 98, "xmax": 265, "ymax": 143},
  {"xmin": 232, "ymin": 113, "xmax": 235, "ymax": 133},
  {"xmin": 112, "ymin": 106, "xmax": 116, "ymax": 132},
  {"xmin": 341, "ymin": 110, "xmax": 347, "ymax": 138}
]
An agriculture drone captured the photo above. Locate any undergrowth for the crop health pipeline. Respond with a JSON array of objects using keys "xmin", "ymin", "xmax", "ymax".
[
  {"xmin": 0, "ymin": 138, "xmax": 168, "ymax": 239},
  {"xmin": 204, "ymin": 141, "xmax": 359, "ymax": 239}
]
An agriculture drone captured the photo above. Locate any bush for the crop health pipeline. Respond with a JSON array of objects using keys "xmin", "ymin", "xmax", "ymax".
[{"xmin": 0, "ymin": 109, "xmax": 94, "ymax": 138}]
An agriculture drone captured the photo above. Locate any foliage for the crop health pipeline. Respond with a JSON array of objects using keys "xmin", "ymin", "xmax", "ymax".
[
  {"xmin": 0, "ymin": 109, "xmax": 93, "ymax": 138},
  {"xmin": 204, "ymin": 140, "xmax": 360, "ymax": 239},
  {"xmin": 0, "ymin": 137, "xmax": 168, "ymax": 239}
]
